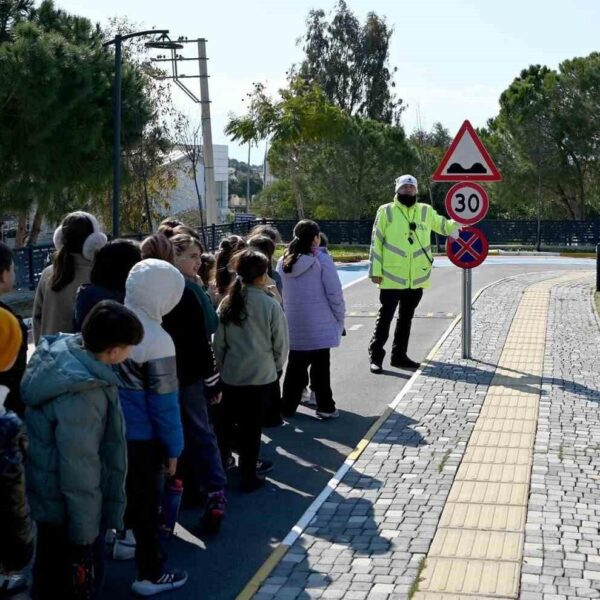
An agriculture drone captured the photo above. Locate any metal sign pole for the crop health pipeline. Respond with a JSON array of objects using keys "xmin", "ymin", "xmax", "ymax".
[{"xmin": 462, "ymin": 268, "xmax": 472, "ymax": 359}]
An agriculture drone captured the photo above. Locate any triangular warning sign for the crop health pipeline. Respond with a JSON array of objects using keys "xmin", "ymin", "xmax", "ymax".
[{"xmin": 432, "ymin": 120, "xmax": 501, "ymax": 182}]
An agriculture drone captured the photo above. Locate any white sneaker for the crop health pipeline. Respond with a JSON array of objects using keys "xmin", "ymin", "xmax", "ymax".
[
  {"xmin": 316, "ymin": 409, "xmax": 340, "ymax": 419},
  {"xmin": 113, "ymin": 529, "xmax": 136, "ymax": 560},
  {"xmin": 0, "ymin": 573, "xmax": 27, "ymax": 595},
  {"xmin": 131, "ymin": 570, "xmax": 188, "ymax": 596},
  {"xmin": 301, "ymin": 388, "xmax": 317, "ymax": 407}
]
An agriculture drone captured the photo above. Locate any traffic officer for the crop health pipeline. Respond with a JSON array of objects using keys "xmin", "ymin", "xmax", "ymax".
[{"xmin": 368, "ymin": 174, "xmax": 460, "ymax": 373}]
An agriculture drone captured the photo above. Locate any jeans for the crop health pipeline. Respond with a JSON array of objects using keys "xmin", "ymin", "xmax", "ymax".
[
  {"xmin": 282, "ymin": 349, "xmax": 335, "ymax": 415},
  {"xmin": 178, "ymin": 380, "xmax": 226, "ymax": 494},
  {"xmin": 216, "ymin": 383, "xmax": 269, "ymax": 485},
  {"xmin": 125, "ymin": 440, "xmax": 165, "ymax": 581},
  {"xmin": 368, "ymin": 288, "xmax": 424, "ymax": 365}
]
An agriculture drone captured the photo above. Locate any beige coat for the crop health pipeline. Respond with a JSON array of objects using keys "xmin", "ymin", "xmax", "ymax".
[{"xmin": 32, "ymin": 254, "xmax": 92, "ymax": 345}]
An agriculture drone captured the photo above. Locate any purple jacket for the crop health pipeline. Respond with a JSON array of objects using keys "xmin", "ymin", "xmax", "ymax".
[{"xmin": 276, "ymin": 249, "xmax": 345, "ymax": 351}]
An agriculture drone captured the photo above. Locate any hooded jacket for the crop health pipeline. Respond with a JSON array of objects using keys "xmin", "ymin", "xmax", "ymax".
[
  {"xmin": 369, "ymin": 199, "xmax": 458, "ymax": 289},
  {"xmin": 22, "ymin": 334, "xmax": 127, "ymax": 546},
  {"xmin": 0, "ymin": 386, "xmax": 33, "ymax": 572},
  {"xmin": 119, "ymin": 259, "xmax": 185, "ymax": 458},
  {"xmin": 276, "ymin": 250, "xmax": 345, "ymax": 351}
]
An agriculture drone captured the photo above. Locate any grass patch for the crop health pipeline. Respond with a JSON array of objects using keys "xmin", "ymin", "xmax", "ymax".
[
  {"xmin": 437, "ymin": 449, "xmax": 452, "ymax": 473},
  {"xmin": 408, "ymin": 557, "xmax": 427, "ymax": 600},
  {"xmin": 274, "ymin": 244, "xmax": 369, "ymax": 263}
]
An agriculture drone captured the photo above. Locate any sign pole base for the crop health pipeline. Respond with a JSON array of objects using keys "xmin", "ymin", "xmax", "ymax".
[{"xmin": 462, "ymin": 268, "xmax": 472, "ymax": 359}]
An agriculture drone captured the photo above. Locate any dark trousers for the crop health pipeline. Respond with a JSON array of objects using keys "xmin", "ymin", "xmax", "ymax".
[
  {"xmin": 216, "ymin": 384, "xmax": 268, "ymax": 485},
  {"xmin": 125, "ymin": 440, "xmax": 165, "ymax": 581},
  {"xmin": 32, "ymin": 523, "xmax": 105, "ymax": 600},
  {"xmin": 282, "ymin": 349, "xmax": 335, "ymax": 415},
  {"xmin": 178, "ymin": 380, "xmax": 226, "ymax": 494},
  {"xmin": 369, "ymin": 288, "xmax": 424, "ymax": 365}
]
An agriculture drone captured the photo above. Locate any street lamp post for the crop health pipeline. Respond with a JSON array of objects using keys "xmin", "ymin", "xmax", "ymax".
[{"xmin": 103, "ymin": 30, "xmax": 171, "ymax": 237}]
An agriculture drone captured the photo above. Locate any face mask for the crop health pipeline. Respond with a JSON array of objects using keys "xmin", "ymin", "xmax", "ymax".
[{"xmin": 397, "ymin": 193, "xmax": 417, "ymax": 207}]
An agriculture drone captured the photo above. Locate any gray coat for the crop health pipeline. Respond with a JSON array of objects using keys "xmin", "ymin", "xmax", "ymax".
[{"xmin": 22, "ymin": 334, "xmax": 127, "ymax": 545}]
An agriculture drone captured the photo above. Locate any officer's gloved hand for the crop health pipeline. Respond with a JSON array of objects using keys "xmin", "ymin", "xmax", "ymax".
[{"xmin": 449, "ymin": 228, "xmax": 461, "ymax": 239}]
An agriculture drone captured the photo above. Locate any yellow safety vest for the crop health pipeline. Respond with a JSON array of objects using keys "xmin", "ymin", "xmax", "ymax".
[{"xmin": 369, "ymin": 200, "xmax": 458, "ymax": 290}]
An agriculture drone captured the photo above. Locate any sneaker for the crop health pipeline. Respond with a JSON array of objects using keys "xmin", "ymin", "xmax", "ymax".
[
  {"xmin": 301, "ymin": 388, "xmax": 317, "ymax": 407},
  {"xmin": 131, "ymin": 570, "xmax": 188, "ymax": 596},
  {"xmin": 202, "ymin": 490, "xmax": 226, "ymax": 534},
  {"xmin": 0, "ymin": 573, "xmax": 27, "ymax": 595},
  {"xmin": 112, "ymin": 529, "xmax": 136, "ymax": 561},
  {"xmin": 390, "ymin": 356, "xmax": 420, "ymax": 370},
  {"xmin": 316, "ymin": 409, "xmax": 340, "ymax": 419},
  {"xmin": 256, "ymin": 459, "xmax": 273, "ymax": 475},
  {"xmin": 370, "ymin": 363, "xmax": 383, "ymax": 374}
]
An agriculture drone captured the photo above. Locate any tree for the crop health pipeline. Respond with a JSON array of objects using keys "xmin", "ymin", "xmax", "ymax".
[
  {"xmin": 0, "ymin": 0, "xmax": 33, "ymax": 42},
  {"xmin": 0, "ymin": 3, "xmax": 153, "ymax": 243},
  {"xmin": 293, "ymin": 0, "xmax": 403, "ymax": 124},
  {"xmin": 225, "ymin": 78, "xmax": 347, "ymax": 217}
]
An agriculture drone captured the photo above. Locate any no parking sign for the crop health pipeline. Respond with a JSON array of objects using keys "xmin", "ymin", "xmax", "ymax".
[{"xmin": 446, "ymin": 227, "xmax": 489, "ymax": 269}]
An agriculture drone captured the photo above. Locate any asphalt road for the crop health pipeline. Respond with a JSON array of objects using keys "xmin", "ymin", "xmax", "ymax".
[{"xmin": 102, "ymin": 259, "xmax": 593, "ymax": 599}]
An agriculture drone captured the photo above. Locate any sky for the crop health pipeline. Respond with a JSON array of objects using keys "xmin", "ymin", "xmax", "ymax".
[{"xmin": 55, "ymin": 0, "xmax": 600, "ymax": 162}]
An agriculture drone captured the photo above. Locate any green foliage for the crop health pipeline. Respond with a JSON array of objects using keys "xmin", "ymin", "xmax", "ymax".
[
  {"xmin": 252, "ymin": 180, "xmax": 296, "ymax": 218},
  {"xmin": 294, "ymin": 0, "xmax": 403, "ymax": 124}
]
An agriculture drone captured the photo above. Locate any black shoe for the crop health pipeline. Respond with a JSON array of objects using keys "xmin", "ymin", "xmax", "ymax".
[
  {"xmin": 256, "ymin": 459, "xmax": 273, "ymax": 475},
  {"xmin": 240, "ymin": 477, "xmax": 265, "ymax": 493},
  {"xmin": 370, "ymin": 362, "xmax": 383, "ymax": 374},
  {"xmin": 390, "ymin": 356, "xmax": 420, "ymax": 370}
]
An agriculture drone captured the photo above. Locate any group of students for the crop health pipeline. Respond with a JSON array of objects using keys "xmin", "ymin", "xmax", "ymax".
[{"xmin": 0, "ymin": 211, "xmax": 346, "ymax": 598}]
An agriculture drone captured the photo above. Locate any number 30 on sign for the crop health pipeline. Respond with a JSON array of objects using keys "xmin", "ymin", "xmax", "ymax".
[{"xmin": 444, "ymin": 182, "xmax": 489, "ymax": 225}]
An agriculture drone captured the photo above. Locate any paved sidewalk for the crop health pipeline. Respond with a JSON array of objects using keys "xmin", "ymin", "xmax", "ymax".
[{"xmin": 249, "ymin": 270, "xmax": 598, "ymax": 600}]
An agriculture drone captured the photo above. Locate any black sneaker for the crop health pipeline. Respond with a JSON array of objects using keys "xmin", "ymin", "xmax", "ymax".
[
  {"xmin": 370, "ymin": 362, "xmax": 383, "ymax": 374},
  {"xmin": 131, "ymin": 570, "xmax": 188, "ymax": 596},
  {"xmin": 390, "ymin": 356, "xmax": 420, "ymax": 370},
  {"xmin": 256, "ymin": 459, "xmax": 273, "ymax": 475}
]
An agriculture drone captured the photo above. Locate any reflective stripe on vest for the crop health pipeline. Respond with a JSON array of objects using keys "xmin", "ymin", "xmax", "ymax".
[
  {"xmin": 421, "ymin": 204, "xmax": 428, "ymax": 223},
  {"xmin": 413, "ymin": 246, "xmax": 432, "ymax": 258},
  {"xmin": 383, "ymin": 240, "xmax": 407, "ymax": 258},
  {"xmin": 385, "ymin": 205, "xmax": 393, "ymax": 223},
  {"xmin": 413, "ymin": 271, "xmax": 431, "ymax": 287},
  {"xmin": 382, "ymin": 269, "xmax": 407, "ymax": 285},
  {"xmin": 375, "ymin": 228, "xmax": 384, "ymax": 243}
]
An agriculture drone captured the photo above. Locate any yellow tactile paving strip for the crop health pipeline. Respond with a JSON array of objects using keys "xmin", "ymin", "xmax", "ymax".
[{"xmin": 414, "ymin": 273, "xmax": 585, "ymax": 600}]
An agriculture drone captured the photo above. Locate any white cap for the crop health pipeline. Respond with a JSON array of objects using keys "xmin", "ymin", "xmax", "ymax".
[{"xmin": 394, "ymin": 174, "xmax": 418, "ymax": 193}]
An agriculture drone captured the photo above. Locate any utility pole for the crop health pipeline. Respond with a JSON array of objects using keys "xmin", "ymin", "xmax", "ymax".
[
  {"xmin": 198, "ymin": 39, "xmax": 217, "ymax": 225},
  {"xmin": 246, "ymin": 141, "xmax": 251, "ymax": 213}
]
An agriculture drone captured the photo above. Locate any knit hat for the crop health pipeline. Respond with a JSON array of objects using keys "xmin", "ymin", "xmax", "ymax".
[
  {"xmin": 0, "ymin": 307, "xmax": 22, "ymax": 372},
  {"xmin": 394, "ymin": 174, "xmax": 418, "ymax": 193}
]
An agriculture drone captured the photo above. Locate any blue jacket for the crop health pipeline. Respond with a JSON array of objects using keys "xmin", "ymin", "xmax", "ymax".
[{"xmin": 118, "ymin": 259, "xmax": 185, "ymax": 458}]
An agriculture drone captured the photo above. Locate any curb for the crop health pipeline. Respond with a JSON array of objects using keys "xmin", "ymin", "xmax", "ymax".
[{"xmin": 235, "ymin": 274, "xmax": 511, "ymax": 600}]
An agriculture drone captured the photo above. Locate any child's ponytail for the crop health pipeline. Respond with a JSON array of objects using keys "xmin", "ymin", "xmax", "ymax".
[{"xmin": 282, "ymin": 219, "xmax": 320, "ymax": 273}]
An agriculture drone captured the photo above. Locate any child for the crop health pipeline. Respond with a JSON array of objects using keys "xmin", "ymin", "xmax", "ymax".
[
  {"xmin": 214, "ymin": 235, "xmax": 246, "ymax": 304},
  {"xmin": 162, "ymin": 234, "xmax": 226, "ymax": 531},
  {"xmin": 73, "ymin": 239, "xmax": 142, "ymax": 331},
  {"xmin": 22, "ymin": 301, "xmax": 144, "ymax": 599},
  {"xmin": 214, "ymin": 250, "xmax": 289, "ymax": 492},
  {"xmin": 0, "ymin": 308, "xmax": 33, "ymax": 596},
  {"xmin": 0, "ymin": 243, "xmax": 28, "ymax": 416},
  {"xmin": 33, "ymin": 211, "xmax": 107, "ymax": 344},
  {"xmin": 277, "ymin": 220, "xmax": 345, "ymax": 420},
  {"xmin": 119, "ymin": 259, "xmax": 188, "ymax": 596},
  {"xmin": 247, "ymin": 235, "xmax": 282, "ymax": 305},
  {"xmin": 198, "ymin": 253, "xmax": 218, "ymax": 306},
  {"xmin": 247, "ymin": 225, "xmax": 282, "ymax": 295}
]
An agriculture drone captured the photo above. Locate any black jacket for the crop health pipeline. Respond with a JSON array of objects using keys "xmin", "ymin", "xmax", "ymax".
[
  {"xmin": 0, "ymin": 409, "xmax": 33, "ymax": 572},
  {"xmin": 162, "ymin": 287, "xmax": 220, "ymax": 394},
  {"xmin": 0, "ymin": 301, "xmax": 28, "ymax": 417}
]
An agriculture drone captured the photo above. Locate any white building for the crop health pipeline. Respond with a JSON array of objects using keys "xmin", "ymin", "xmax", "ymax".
[{"xmin": 162, "ymin": 144, "xmax": 230, "ymax": 223}]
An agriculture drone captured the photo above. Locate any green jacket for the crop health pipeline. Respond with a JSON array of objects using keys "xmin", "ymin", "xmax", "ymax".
[
  {"xmin": 369, "ymin": 199, "xmax": 459, "ymax": 289},
  {"xmin": 22, "ymin": 334, "xmax": 127, "ymax": 545},
  {"xmin": 214, "ymin": 285, "xmax": 289, "ymax": 386}
]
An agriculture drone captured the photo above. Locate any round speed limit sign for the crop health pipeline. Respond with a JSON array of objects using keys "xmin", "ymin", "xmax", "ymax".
[{"xmin": 444, "ymin": 182, "xmax": 489, "ymax": 225}]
